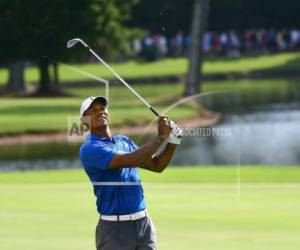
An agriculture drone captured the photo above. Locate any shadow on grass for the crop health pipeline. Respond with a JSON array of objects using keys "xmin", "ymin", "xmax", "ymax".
[{"xmin": 253, "ymin": 53, "xmax": 300, "ymax": 78}]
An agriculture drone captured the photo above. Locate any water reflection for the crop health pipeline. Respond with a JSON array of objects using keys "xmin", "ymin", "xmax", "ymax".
[{"xmin": 173, "ymin": 102, "xmax": 300, "ymax": 165}]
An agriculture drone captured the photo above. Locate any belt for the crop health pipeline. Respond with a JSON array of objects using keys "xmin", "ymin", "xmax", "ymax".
[{"xmin": 100, "ymin": 210, "xmax": 147, "ymax": 222}]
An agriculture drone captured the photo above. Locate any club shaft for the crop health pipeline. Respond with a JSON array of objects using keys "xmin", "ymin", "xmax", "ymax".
[{"xmin": 88, "ymin": 49, "xmax": 160, "ymax": 117}]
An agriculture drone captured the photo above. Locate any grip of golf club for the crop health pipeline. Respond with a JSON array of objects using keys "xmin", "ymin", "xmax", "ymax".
[{"xmin": 150, "ymin": 107, "xmax": 160, "ymax": 117}]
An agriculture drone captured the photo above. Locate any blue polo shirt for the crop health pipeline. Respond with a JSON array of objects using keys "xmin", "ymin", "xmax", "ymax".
[{"xmin": 79, "ymin": 134, "xmax": 146, "ymax": 215}]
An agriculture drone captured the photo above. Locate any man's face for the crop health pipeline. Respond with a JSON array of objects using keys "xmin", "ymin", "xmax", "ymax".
[{"xmin": 84, "ymin": 102, "xmax": 109, "ymax": 130}]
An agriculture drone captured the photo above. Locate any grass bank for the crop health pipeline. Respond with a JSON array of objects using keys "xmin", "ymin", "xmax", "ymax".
[{"xmin": 0, "ymin": 78, "xmax": 299, "ymax": 134}]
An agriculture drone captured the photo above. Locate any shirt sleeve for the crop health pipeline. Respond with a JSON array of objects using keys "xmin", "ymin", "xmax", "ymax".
[
  {"xmin": 131, "ymin": 140, "xmax": 139, "ymax": 150},
  {"xmin": 124, "ymin": 136, "xmax": 139, "ymax": 150},
  {"xmin": 80, "ymin": 143, "xmax": 117, "ymax": 170}
]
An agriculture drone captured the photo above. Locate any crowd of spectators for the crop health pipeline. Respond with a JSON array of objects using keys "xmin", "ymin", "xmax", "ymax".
[{"xmin": 132, "ymin": 29, "xmax": 300, "ymax": 61}]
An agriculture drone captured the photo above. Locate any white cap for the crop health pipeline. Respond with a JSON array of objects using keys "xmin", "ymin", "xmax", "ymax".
[{"xmin": 80, "ymin": 96, "xmax": 108, "ymax": 118}]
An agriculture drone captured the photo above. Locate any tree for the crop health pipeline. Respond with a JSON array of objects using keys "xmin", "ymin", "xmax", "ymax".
[
  {"xmin": 94, "ymin": 0, "xmax": 141, "ymax": 60},
  {"xmin": 0, "ymin": 1, "xmax": 25, "ymax": 93},
  {"xmin": 20, "ymin": 0, "xmax": 103, "ymax": 95},
  {"xmin": 128, "ymin": 0, "xmax": 300, "ymax": 36},
  {"xmin": 127, "ymin": 0, "xmax": 193, "ymax": 38},
  {"xmin": 7, "ymin": 61, "xmax": 25, "ymax": 93},
  {"xmin": 185, "ymin": 0, "xmax": 209, "ymax": 96},
  {"xmin": 0, "ymin": 0, "xmax": 139, "ymax": 95}
]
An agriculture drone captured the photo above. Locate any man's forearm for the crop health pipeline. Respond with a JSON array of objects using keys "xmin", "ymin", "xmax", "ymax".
[
  {"xmin": 109, "ymin": 135, "xmax": 165, "ymax": 169},
  {"xmin": 152, "ymin": 143, "xmax": 177, "ymax": 172},
  {"xmin": 131, "ymin": 136, "xmax": 164, "ymax": 165},
  {"xmin": 109, "ymin": 136, "xmax": 163, "ymax": 169},
  {"xmin": 153, "ymin": 143, "xmax": 177, "ymax": 171},
  {"xmin": 140, "ymin": 143, "xmax": 177, "ymax": 172},
  {"xmin": 109, "ymin": 115, "xmax": 174, "ymax": 169}
]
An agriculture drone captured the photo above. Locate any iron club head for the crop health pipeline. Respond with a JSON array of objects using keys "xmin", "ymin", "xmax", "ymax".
[{"xmin": 66, "ymin": 38, "xmax": 88, "ymax": 48}]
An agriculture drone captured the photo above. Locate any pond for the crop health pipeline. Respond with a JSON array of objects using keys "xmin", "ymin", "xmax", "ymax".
[
  {"xmin": 172, "ymin": 102, "xmax": 300, "ymax": 165},
  {"xmin": 0, "ymin": 91, "xmax": 299, "ymax": 171}
]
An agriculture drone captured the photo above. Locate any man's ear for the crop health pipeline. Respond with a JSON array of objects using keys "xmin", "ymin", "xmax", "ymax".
[{"xmin": 81, "ymin": 115, "xmax": 91, "ymax": 126}]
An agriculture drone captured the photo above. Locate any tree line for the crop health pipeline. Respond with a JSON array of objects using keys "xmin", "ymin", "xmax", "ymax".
[
  {"xmin": 0, "ymin": 0, "xmax": 139, "ymax": 95},
  {"xmin": 128, "ymin": 0, "xmax": 300, "ymax": 37},
  {"xmin": 2, "ymin": 0, "xmax": 296, "ymax": 96}
]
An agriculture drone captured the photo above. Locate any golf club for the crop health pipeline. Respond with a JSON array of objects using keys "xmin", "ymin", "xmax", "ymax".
[{"xmin": 66, "ymin": 38, "xmax": 160, "ymax": 117}]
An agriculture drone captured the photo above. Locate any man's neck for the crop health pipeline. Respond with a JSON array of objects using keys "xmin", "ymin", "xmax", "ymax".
[{"xmin": 91, "ymin": 126, "xmax": 112, "ymax": 139}]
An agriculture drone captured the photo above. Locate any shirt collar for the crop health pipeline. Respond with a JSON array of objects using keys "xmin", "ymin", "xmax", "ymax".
[{"xmin": 87, "ymin": 133, "xmax": 114, "ymax": 142}]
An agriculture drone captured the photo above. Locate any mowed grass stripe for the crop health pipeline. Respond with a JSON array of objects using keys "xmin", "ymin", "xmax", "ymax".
[{"xmin": 0, "ymin": 167, "xmax": 299, "ymax": 184}]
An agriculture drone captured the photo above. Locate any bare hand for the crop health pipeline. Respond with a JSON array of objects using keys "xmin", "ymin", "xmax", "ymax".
[{"xmin": 157, "ymin": 115, "xmax": 172, "ymax": 140}]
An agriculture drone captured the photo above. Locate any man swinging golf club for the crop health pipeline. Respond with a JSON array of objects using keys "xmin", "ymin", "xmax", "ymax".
[{"xmin": 79, "ymin": 96, "xmax": 182, "ymax": 250}]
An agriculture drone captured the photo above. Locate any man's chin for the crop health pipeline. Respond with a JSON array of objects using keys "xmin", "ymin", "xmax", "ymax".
[{"xmin": 97, "ymin": 121, "xmax": 108, "ymax": 128}]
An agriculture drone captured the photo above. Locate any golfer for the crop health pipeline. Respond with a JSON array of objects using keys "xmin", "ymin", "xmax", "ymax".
[{"xmin": 79, "ymin": 96, "xmax": 182, "ymax": 250}]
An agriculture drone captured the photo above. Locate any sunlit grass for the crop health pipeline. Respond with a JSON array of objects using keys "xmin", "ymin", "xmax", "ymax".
[
  {"xmin": 1, "ymin": 167, "xmax": 300, "ymax": 250},
  {"xmin": 1, "ymin": 52, "xmax": 300, "ymax": 85}
]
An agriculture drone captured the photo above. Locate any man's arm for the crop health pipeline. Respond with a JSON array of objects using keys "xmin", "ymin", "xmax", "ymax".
[
  {"xmin": 109, "ymin": 135, "xmax": 165, "ymax": 169},
  {"xmin": 108, "ymin": 116, "xmax": 172, "ymax": 169},
  {"xmin": 139, "ymin": 143, "xmax": 177, "ymax": 173}
]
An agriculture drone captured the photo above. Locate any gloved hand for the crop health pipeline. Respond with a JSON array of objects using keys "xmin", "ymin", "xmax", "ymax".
[{"xmin": 167, "ymin": 121, "xmax": 183, "ymax": 144}]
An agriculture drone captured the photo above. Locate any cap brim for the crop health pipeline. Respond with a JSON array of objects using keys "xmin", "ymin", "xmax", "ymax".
[{"xmin": 91, "ymin": 96, "xmax": 108, "ymax": 106}]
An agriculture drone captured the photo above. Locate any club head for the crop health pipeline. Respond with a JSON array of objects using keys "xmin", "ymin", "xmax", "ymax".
[{"xmin": 66, "ymin": 38, "xmax": 88, "ymax": 48}]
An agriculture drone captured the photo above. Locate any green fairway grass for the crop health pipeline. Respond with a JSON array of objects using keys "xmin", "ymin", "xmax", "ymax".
[
  {"xmin": 1, "ymin": 166, "xmax": 300, "ymax": 184},
  {"xmin": 1, "ymin": 52, "xmax": 300, "ymax": 85},
  {"xmin": 1, "ymin": 167, "xmax": 300, "ymax": 250}
]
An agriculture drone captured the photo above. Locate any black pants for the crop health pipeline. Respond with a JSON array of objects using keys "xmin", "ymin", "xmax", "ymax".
[{"xmin": 96, "ymin": 216, "xmax": 157, "ymax": 250}]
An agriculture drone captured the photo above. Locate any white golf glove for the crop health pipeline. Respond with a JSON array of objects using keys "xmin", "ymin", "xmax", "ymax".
[{"xmin": 167, "ymin": 121, "xmax": 183, "ymax": 145}]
